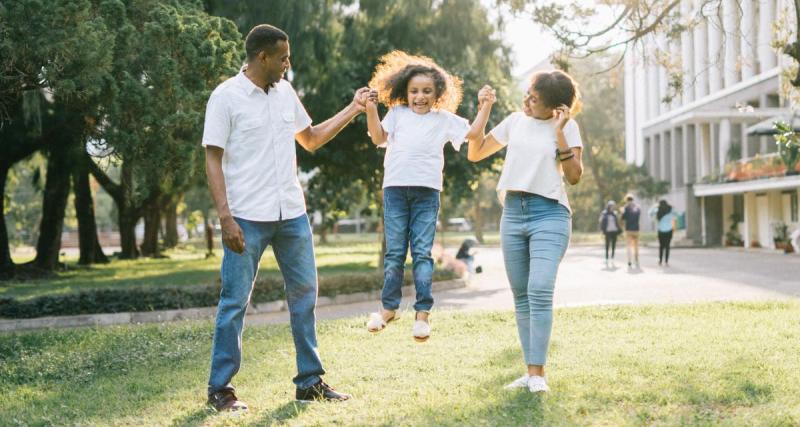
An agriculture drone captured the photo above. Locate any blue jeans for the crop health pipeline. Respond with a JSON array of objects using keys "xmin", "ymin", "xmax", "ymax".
[
  {"xmin": 500, "ymin": 192, "xmax": 570, "ymax": 366},
  {"xmin": 208, "ymin": 214, "xmax": 324, "ymax": 394},
  {"xmin": 382, "ymin": 186, "xmax": 439, "ymax": 312}
]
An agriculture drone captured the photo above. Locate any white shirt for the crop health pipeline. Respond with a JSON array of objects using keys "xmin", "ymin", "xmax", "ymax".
[
  {"xmin": 202, "ymin": 72, "xmax": 312, "ymax": 221},
  {"xmin": 490, "ymin": 112, "xmax": 582, "ymax": 212},
  {"xmin": 380, "ymin": 106, "xmax": 470, "ymax": 191}
]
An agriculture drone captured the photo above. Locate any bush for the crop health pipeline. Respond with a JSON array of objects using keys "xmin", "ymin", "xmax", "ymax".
[{"xmin": 0, "ymin": 270, "xmax": 457, "ymax": 319}]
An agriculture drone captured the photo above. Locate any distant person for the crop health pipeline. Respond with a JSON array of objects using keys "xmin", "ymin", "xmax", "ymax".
[
  {"xmin": 202, "ymin": 24, "xmax": 367, "ymax": 411},
  {"xmin": 455, "ymin": 237, "xmax": 480, "ymax": 274},
  {"xmin": 466, "ymin": 69, "xmax": 584, "ymax": 394},
  {"xmin": 363, "ymin": 51, "xmax": 492, "ymax": 342},
  {"xmin": 791, "ymin": 228, "xmax": 800, "ymax": 254},
  {"xmin": 598, "ymin": 200, "xmax": 621, "ymax": 265},
  {"xmin": 652, "ymin": 200, "xmax": 677, "ymax": 266},
  {"xmin": 621, "ymin": 194, "xmax": 641, "ymax": 268}
]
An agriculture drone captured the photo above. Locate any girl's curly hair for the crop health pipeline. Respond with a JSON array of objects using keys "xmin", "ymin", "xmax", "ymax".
[
  {"xmin": 368, "ymin": 50, "xmax": 463, "ymax": 112},
  {"xmin": 529, "ymin": 70, "xmax": 583, "ymax": 117}
]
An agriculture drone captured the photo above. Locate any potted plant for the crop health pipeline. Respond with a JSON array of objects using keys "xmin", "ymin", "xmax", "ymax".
[
  {"xmin": 724, "ymin": 213, "xmax": 744, "ymax": 246},
  {"xmin": 774, "ymin": 121, "xmax": 799, "ymax": 176},
  {"xmin": 772, "ymin": 221, "xmax": 792, "ymax": 252}
]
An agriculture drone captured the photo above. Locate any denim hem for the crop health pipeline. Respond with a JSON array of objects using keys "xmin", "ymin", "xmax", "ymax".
[{"xmin": 296, "ymin": 375, "xmax": 322, "ymax": 390}]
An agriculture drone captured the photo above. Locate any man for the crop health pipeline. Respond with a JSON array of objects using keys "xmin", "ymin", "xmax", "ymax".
[
  {"xmin": 620, "ymin": 194, "xmax": 641, "ymax": 268},
  {"xmin": 202, "ymin": 24, "xmax": 369, "ymax": 411}
]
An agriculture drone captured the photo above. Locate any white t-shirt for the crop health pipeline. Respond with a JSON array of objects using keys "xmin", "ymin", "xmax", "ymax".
[
  {"xmin": 490, "ymin": 112, "xmax": 582, "ymax": 212},
  {"xmin": 380, "ymin": 106, "xmax": 470, "ymax": 191},
  {"xmin": 202, "ymin": 72, "xmax": 312, "ymax": 221}
]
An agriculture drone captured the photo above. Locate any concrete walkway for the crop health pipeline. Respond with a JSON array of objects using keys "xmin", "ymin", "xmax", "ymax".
[{"xmin": 248, "ymin": 245, "xmax": 800, "ymax": 326}]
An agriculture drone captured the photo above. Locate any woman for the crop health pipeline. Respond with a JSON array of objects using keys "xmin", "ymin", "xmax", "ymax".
[
  {"xmin": 654, "ymin": 200, "xmax": 677, "ymax": 266},
  {"xmin": 599, "ymin": 200, "xmax": 621, "ymax": 265},
  {"xmin": 466, "ymin": 70, "xmax": 583, "ymax": 393}
]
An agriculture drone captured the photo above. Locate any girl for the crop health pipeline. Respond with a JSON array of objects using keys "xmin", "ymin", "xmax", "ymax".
[
  {"xmin": 653, "ymin": 200, "xmax": 677, "ymax": 266},
  {"xmin": 599, "ymin": 200, "xmax": 621, "ymax": 266},
  {"xmin": 467, "ymin": 70, "xmax": 583, "ymax": 393},
  {"xmin": 364, "ymin": 51, "xmax": 489, "ymax": 342}
]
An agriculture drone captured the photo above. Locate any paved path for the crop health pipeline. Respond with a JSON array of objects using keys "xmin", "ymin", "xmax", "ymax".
[{"xmin": 248, "ymin": 245, "xmax": 800, "ymax": 326}]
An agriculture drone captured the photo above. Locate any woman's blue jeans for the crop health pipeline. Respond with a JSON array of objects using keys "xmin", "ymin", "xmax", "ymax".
[
  {"xmin": 382, "ymin": 186, "xmax": 440, "ymax": 312},
  {"xmin": 208, "ymin": 214, "xmax": 325, "ymax": 394},
  {"xmin": 500, "ymin": 192, "xmax": 570, "ymax": 366}
]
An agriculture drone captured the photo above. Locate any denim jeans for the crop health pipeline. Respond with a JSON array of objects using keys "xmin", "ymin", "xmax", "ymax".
[
  {"xmin": 500, "ymin": 192, "xmax": 570, "ymax": 366},
  {"xmin": 208, "ymin": 214, "xmax": 324, "ymax": 394},
  {"xmin": 382, "ymin": 186, "xmax": 440, "ymax": 312}
]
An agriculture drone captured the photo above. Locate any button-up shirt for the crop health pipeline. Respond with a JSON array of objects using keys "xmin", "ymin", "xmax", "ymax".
[{"xmin": 202, "ymin": 72, "xmax": 312, "ymax": 221}]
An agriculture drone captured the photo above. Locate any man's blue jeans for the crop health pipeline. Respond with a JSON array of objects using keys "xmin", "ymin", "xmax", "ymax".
[
  {"xmin": 382, "ymin": 186, "xmax": 439, "ymax": 312},
  {"xmin": 208, "ymin": 214, "xmax": 324, "ymax": 394},
  {"xmin": 500, "ymin": 192, "xmax": 570, "ymax": 366}
]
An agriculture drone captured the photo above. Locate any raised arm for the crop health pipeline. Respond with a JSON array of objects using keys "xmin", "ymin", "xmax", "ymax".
[
  {"xmin": 467, "ymin": 85, "xmax": 504, "ymax": 162},
  {"xmin": 365, "ymin": 89, "xmax": 387, "ymax": 146},
  {"xmin": 295, "ymin": 87, "xmax": 370, "ymax": 152},
  {"xmin": 554, "ymin": 106, "xmax": 583, "ymax": 185}
]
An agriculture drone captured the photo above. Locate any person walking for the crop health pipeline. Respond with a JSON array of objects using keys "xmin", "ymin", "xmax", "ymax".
[
  {"xmin": 202, "ymin": 24, "xmax": 369, "ymax": 411},
  {"xmin": 599, "ymin": 200, "xmax": 621, "ymax": 266},
  {"xmin": 466, "ymin": 70, "xmax": 584, "ymax": 393},
  {"xmin": 621, "ymin": 194, "xmax": 641, "ymax": 268},
  {"xmin": 654, "ymin": 200, "xmax": 677, "ymax": 266}
]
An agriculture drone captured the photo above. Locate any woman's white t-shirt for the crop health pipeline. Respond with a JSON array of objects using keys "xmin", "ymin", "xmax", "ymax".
[
  {"xmin": 489, "ymin": 112, "xmax": 583, "ymax": 212},
  {"xmin": 380, "ymin": 106, "xmax": 470, "ymax": 191}
]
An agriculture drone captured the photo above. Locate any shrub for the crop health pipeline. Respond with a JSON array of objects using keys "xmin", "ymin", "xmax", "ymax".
[{"xmin": 0, "ymin": 270, "xmax": 457, "ymax": 319}]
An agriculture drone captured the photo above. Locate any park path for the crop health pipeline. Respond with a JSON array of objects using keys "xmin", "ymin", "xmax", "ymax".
[{"xmin": 247, "ymin": 245, "xmax": 800, "ymax": 326}]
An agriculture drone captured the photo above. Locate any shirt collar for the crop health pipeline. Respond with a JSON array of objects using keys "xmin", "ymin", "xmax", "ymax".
[{"xmin": 236, "ymin": 66, "xmax": 281, "ymax": 95}]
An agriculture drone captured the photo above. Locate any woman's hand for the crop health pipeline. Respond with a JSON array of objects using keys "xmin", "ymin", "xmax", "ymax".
[
  {"xmin": 477, "ymin": 85, "xmax": 496, "ymax": 110},
  {"xmin": 553, "ymin": 104, "xmax": 570, "ymax": 131}
]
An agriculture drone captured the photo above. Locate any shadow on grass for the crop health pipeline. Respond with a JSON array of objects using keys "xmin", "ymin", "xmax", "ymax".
[{"xmin": 248, "ymin": 400, "xmax": 311, "ymax": 426}]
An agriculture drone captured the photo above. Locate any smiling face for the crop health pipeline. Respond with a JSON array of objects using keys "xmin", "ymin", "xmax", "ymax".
[
  {"xmin": 522, "ymin": 87, "xmax": 554, "ymax": 120},
  {"xmin": 407, "ymin": 73, "xmax": 436, "ymax": 114},
  {"xmin": 260, "ymin": 40, "xmax": 290, "ymax": 85}
]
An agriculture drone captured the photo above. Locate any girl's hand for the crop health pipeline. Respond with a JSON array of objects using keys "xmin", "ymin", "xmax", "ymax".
[
  {"xmin": 553, "ymin": 104, "xmax": 570, "ymax": 130},
  {"xmin": 366, "ymin": 89, "xmax": 379, "ymax": 107},
  {"xmin": 477, "ymin": 85, "xmax": 496, "ymax": 109}
]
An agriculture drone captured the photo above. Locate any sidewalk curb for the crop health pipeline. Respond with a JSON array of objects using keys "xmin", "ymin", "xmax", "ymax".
[{"xmin": 0, "ymin": 279, "xmax": 467, "ymax": 333}]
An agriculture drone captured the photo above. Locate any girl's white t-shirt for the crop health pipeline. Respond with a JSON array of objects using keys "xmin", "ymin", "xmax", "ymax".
[
  {"xmin": 489, "ymin": 112, "xmax": 583, "ymax": 212},
  {"xmin": 380, "ymin": 106, "xmax": 470, "ymax": 191}
]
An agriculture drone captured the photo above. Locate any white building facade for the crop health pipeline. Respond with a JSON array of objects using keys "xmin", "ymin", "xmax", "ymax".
[{"xmin": 624, "ymin": 0, "xmax": 799, "ymax": 249}]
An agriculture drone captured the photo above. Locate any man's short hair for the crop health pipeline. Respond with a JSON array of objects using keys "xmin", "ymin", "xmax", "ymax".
[
  {"xmin": 625, "ymin": 194, "xmax": 634, "ymax": 202},
  {"xmin": 245, "ymin": 24, "xmax": 288, "ymax": 61}
]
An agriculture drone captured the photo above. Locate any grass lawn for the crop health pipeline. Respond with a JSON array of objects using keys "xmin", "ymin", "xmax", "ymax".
[{"xmin": 1, "ymin": 301, "xmax": 798, "ymax": 426}]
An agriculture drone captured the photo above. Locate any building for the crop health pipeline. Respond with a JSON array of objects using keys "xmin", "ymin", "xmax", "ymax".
[{"xmin": 624, "ymin": 0, "xmax": 799, "ymax": 249}]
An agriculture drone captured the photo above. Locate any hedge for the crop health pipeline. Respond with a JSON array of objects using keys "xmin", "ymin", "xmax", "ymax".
[{"xmin": 0, "ymin": 270, "xmax": 457, "ymax": 319}]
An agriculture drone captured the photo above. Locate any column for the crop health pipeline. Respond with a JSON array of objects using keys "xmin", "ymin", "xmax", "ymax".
[
  {"xmin": 647, "ymin": 50, "xmax": 659, "ymax": 119},
  {"xmin": 693, "ymin": 0, "xmax": 709, "ymax": 99},
  {"xmin": 722, "ymin": 0, "xmax": 741, "ymax": 87},
  {"xmin": 740, "ymin": 0, "xmax": 757, "ymax": 79},
  {"xmin": 707, "ymin": 6, "xmax": 723, "ymax": 92},
  {"xmin": 758, "ymin": 0, "xmax": 777, "ymax": 72},
  {"xmin": 741, "ymin": 121, "xmax": 751, "ymax": 159},
  {"xmin": 660, "ymin": 131, "xmax": 670, "ymax": 183},
  {"xmin": 681, "ymin": 0, "xmax": 695, "ymax": 103},
  {"xmin": 719, "ymin": 119, "xmax": 732, "ymax": 171}
]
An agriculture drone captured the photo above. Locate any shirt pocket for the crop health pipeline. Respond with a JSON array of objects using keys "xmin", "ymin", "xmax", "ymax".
[{"xmin": 278, "ymin": 110, "xmax": 295, "ymax": 133}]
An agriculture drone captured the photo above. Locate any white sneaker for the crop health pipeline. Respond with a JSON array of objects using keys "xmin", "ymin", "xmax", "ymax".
[
  {"xmin": 528, "ymin": 375, "xmax": 550, "ymax": 393},
  {"xmin": 412, "ymin": 320, "xmax": 430, "ymax": 342},
  {"xmin": 504, "ymin": 374, "xmax": 530, "ymax": 389}
]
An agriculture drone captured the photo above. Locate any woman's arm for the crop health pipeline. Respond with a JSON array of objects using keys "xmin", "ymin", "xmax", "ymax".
[
  {"xmin": 553, "ymin": 106, "xmax": 583, "ymax": 185},
  {"xmin": 467, "ymin": 85, "xmax": 504, "ymax": 162},
  {"xmin": 365, "ymin": 89, "xmax": 387, "ymax": 146}
]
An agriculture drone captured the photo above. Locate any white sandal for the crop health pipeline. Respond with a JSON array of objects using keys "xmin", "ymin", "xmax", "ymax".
[{"xmin": 366, "ymin": 311, "xmax": 396, "ymax": 332}]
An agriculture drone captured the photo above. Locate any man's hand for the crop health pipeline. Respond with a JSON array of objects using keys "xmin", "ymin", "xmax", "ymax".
[
  {"xmin": 221, "ymin": 216, "xmax": 245, "ymax": 254},
  {"xmin": 353, "ymin": 87, "xmax": 370, "ymax": 112}
]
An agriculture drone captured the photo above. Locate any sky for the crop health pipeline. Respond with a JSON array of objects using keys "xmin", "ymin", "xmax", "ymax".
[{"xmin": 484, "ymin": 1, "xmax": 559, "ymax": 76}]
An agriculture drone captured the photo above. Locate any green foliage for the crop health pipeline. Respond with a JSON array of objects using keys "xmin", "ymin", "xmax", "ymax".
[
  {"xmin": 774, "ymin": 120, "xmax": 800, "ymax": 174},
  {"xmin": 0, "ymin": 269, "xmax": 455, "ymax": 318}
]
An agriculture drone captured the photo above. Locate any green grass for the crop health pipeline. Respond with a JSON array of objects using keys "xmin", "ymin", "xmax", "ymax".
[{"xmin": 1, "ymin": 302, "xmax": 799, "ymax": 426}]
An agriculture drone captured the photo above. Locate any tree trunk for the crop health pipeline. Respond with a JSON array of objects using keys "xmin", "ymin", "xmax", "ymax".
[
  {"xmin": 33, "ymin": 147, "xmax": 71, "ymax": 270},
  {"xmin": 0, "ymin": 163, "xmax": 14, "ymax": 278},
  {"xmin": 140, "ymin": 196, "xmax": 161, "ymax": 257},
  {"xmin": 162, "ymin": 195, "xmax": 179, "ymax": 249},
  {"xmin": 73, "ymin": 154, "xmax": 109, "ymax": 265},
  {"xmin": 473, "ymin": 198, "xmax": 485, "ymax": 244},
  {"xmin": 118, "ymin": 204, "xmax": 139, "ymax": 259}
]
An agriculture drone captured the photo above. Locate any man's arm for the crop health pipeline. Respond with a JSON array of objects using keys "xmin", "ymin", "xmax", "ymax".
[
  {"xmin": 205, "ymin": 146, "xmax": 245, "ymax": 253},
  {"xmin": 295, "ymin": 87, "xmax": 370, "ymax": 152}
]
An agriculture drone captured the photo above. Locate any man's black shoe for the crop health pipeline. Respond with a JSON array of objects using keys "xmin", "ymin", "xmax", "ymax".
[
  {"xmin": 207, "ymin": 389, "xmax": 248, "ymax": 412},
  {"xmin": 296, "ymin": 380, "xmax": 352, "ymax": 402}
]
